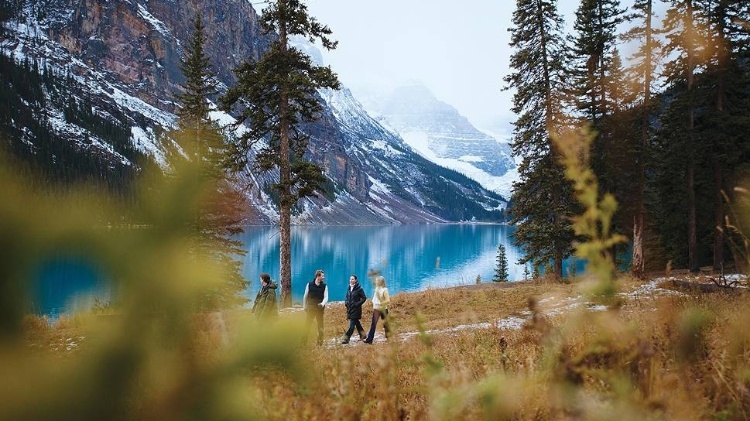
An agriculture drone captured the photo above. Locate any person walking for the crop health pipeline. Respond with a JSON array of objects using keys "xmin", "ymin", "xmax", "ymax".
[
  {"xmin": 303, "ymin": 269, "xmax": 328, "ymax": 345},
  {"xmin": 251, "ymin": 273, "xmax": 278, "ymax": 321},
  {"xmin": 363, "ymin": 275, "xmax": 390, "ymax": 344},
  {"xmin": 340, "ymin": 274, "xmax": 367, "ymax": 344}
]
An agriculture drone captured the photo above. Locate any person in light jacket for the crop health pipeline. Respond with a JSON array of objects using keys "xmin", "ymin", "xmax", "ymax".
[
  {"xmin": 340, "ymin": 274, "xmax": 367, "ymax": 344},
  {"xmin": 303, "ymin": 269, "xmax": 328, "ymax": 345},
  {"xmin": 363, "ymin": 275, "xmax": 391, "ymax": 344},
  {"xmin": 252, "ymin": 273, "xmax": 278, "ymax": 320}
]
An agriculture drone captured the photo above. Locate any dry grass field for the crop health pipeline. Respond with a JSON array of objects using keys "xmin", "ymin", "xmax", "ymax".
[{"xmin": 17, "ymin": 274, "xmax": 749, "ymax": 420}]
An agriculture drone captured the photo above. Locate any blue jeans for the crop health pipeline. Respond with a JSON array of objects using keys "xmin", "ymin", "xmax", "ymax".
[
  {"xmin": 364, "ymin": 309, "xmax": 390, "ymax": 343},
  {"xmin": 345, "ymin": 318, "xmax": 365, "ymax": 339}
]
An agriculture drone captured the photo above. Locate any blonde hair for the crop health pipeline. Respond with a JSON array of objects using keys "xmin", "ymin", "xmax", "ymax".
[{"xmin": 374, "ymin": 275, "xmax": 386, "ymax": 287}]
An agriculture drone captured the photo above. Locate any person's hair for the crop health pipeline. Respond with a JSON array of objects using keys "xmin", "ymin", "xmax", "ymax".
[
  {"xmin": 260, "ymin": 273, "xmax": 271, "ymax": 283},
  {"xmin": 374, "ymin": 275, "xmax": 386, "ymax": 287},
  {"xmin": 314, "ymin": 269, "xmax": 324, "ymax": 280},
  {"xmin": 350, "ymin": 274, "xmax": 358, "ymax": 281}
]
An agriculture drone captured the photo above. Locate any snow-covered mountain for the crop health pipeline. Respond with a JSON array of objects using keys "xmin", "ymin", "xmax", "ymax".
[
  {"xmin": 0, "ymin": 0, "xmax": 507, "ymax": 224},
  {"xmin": 355, "ymin": 83, "xmax": 517, "ymax": 198}
]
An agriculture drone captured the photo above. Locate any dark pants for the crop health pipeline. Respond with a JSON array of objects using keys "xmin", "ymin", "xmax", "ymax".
[
  {"xmin": 364, "ymin": 309, "xmax": 390, "ymax": 343},
  {"xmin": 304, "ymin": 307, "xmax": 325, "ymax": 345},
  {"xmin": 345, "ymin": 318, "xmax": 365, "ymax": 339}
]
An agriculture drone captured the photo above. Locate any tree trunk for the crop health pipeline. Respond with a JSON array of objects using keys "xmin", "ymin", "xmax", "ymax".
[
  {"xmin": 713, "ymin": 162, "xmax": 724, "ymax": 268},
  {"xmin": 279, "ymin": 203, "xmax": 292, "ymax": 307},
  {"xmin": 554, "ymin": 248, "xmax": 563, "ymax": 280},
  {"xmin": 278, "ymin": 12, "xmax": 293, "ymax": 308},
  {"xmin": 712, "ymin": 9, "xmax": 728, "ymax": 270},
  {"xmin": 632, "ymin": 0, "xmax": 653, "ymax": 279},
  {"xmin": 687, "ymin": 160, "xmax": 697, "ymax": 271},
  {"xmin": 686, "ymin": 2, "xmax": 698, "ymax": 272}
]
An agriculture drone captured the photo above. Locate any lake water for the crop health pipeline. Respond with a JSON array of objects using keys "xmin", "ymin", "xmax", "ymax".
[
  {"xmin": 30, "ymin": 224, "xmax": 582, "ymax": 317},
  {"xmin": 239, "ymin": 224, "xmax": 528, "ymax": 303}
]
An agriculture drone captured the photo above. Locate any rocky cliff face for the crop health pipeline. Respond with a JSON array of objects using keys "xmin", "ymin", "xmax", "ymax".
[
  {"xmin": 42, "ymin": 0, "xmax": 270, "ymax": 110},
  {"xmin": 2, "ymin": 0, "xmax": 506, "ymax": 224}
]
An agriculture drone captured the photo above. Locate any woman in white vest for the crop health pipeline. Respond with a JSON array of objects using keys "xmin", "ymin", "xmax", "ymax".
[{"xmin": 363, "ymin": 275, "xmax": 390, "ymax": 344}]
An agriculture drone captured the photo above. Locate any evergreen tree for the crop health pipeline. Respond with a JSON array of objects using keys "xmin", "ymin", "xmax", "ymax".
[
  {"xmin": 173, "ymin": 14, "xmax": 248, "ymax": 309},
  {"xmin": 597, "ymin": 48, "xmax": 641, "ymax": 259},
  {"xmin": 622, "ymin": 0, "xmax": 661, "ymax": 278},
  {"xmin": 220, "ymin": 0, "xmax": 340, "ymax": 307},
  {"xmin": 493, "ymin": 243, "xmax": 510, "ymax": 282},
  {"xmin": 660, "ymin": 0, "xmax": 710, "ymax": 271},
  {"xmin": 566, "ymin": 0, "xmax": 626, "ymax": 193},
  {"xmin": 504, "ymin": 0, "xmax": 575, "ymax": 278},
  {"xmin": 176, "ymin": 14, "xmax": 219, "ymax": 164},
  {"xmin": 660, "ymin": 0, "xmax": 708, "ymax": 271},
  {"xmin": 693, "ymin": 0, "xmax": 750, "ymax": 269},
  {"xmin": 651, "ymin": 0, "xmax": 750, "ymax": 271}
]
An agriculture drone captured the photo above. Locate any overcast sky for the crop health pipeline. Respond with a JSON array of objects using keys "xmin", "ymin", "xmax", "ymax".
[
  {"xmin": 296, "ymin": 1, "xmax": 587, "ymax": 137},
  {"xmin": 256, "ymin": 1, "xmax": 655, "ymax": 138}
]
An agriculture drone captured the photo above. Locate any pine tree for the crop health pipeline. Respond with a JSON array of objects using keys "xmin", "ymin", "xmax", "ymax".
[
  {"xmin": 504, "ymin": 0, "xmax": 575, "ymax": 278},
  {"xmin": 566, "ymin": 0, "xmax": 626, "ymax": 194},
  {"xmin": 651, "ymin": 0, "xmax": 750, "ymax": 271},
  {"xmin": 661, "ymin": 0, "xmax": 710, "ymax": 271},
  {"xmin": 176, "ymin": 14, "xmax": 219, "ymax": 165},
  {"xmin": 693, "ymin": 0, "xmax": 750, "ymax": 269},
  {"xmin": 493, "ymin": 243, "xmax": 510, "ymax": 282},
  {"xmin": 173, "ymin": 14, "xmax": 248, "ymax": 309},
  {"xmin": 220, "ymin": 0, "xmax": 340, "ymax": 307},
  {"xmin": 622, "ymin": 0, "xmax": 661, "ymax": 278}
]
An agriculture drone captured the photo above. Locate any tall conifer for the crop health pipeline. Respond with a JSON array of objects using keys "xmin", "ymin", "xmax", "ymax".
[
  {"xmin": 566, "ymin": 0, "xmax": 625, "ymax": 192},
  {"xmin": 174, "ymin": 14, "xmax": 248, "ymax": 309},
  {"xmin": 505, "ymin": 0, "xmax": 574, "ymax": 278},
  {"xmin": 694, "ymin": 0, "xmax": 750, "ymax": 269},
  {"xmin": 622, "ymin": 0, "xmax": 660, "ymax": 278},
  {"xmin": 220, "ymin": 0, "xmax": 340, "ymax": 307},
  {"xmin": 660, "ymin": 0, "xmax": 707, "ymax": 271}
]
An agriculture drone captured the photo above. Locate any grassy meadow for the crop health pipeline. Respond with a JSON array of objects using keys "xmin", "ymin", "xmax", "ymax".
[{"xmin": 17, "ymin": 275, "xmax": 750, "ymax": 420}]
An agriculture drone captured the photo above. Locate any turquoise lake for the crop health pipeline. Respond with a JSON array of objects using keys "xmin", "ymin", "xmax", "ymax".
[{"xmin": 29, "ymin": 224, "xmax": 588, "ymax": 317}]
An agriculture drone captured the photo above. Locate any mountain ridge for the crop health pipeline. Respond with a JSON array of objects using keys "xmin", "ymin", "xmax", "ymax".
[
  {"xmin": 0, "ymin": 0, "xmax": 507, "ymax": 224},
  {"xmin": 350, "ymin": 82, "xmax": 517, "ymax": 198}
]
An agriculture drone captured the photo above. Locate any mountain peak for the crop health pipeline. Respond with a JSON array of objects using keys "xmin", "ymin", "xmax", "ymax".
[{"xmin": 366, "ymin": 83, "xmax": 516, "ymax": 197}]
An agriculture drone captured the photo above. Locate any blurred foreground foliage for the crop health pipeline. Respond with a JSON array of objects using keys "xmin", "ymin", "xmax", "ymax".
[{"xmin": 0, "ymin": 149, "xmax": 306, "ymax": 420}]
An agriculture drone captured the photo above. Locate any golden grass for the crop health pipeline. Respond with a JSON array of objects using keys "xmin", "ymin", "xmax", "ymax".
[{"xmin": 19, "ymin": 276, "xmax": 749, "ymax": 420}]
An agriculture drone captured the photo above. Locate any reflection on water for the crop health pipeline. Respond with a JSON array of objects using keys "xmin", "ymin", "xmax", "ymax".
[
  {"xmin": 239, "ymin": 224, "xmax": 528, "ymax": 303},
  {"xmin": 34, "ymin": 224, "xmax": 583, "ymax": 316}
]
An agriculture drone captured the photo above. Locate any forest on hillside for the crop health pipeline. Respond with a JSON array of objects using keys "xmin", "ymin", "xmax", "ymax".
[{"xmin": 505, "ymin": 0, "xmax": 750, "ymax": 277}]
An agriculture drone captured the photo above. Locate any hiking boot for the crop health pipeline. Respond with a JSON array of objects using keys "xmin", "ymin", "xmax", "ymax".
[
  {"xmin": 358, "ymin": 331, "xmax": 366, "ymax": 341},
  {"xmin": 340, "ymin": 335, "xmax": 350, "ymax": 344}
]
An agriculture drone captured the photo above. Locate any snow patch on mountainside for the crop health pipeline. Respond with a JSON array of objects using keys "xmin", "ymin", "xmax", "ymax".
[
  {"xmin": 131, "ymin": 127, "xmax": 166, "ymax": 167},
  {"xmin": 137, "ymin": 4, "xmax": 175, "ymax": 43},
  {"xmin": 401, "ymin": 131, "xmax": 514, "ymax": 200}
]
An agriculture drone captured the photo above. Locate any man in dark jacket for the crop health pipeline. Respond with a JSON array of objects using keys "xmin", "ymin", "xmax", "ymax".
[
  {"xmin": 341, "ymin": 274, "xmax": 367, "ymax": 344},
  {"xmin": 303, "ymin": 269, "xmax": 328, "ymax": 345},
  {"xmin": 252, "ymin": 273, "xmax": 277, "ymax": 320}
]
